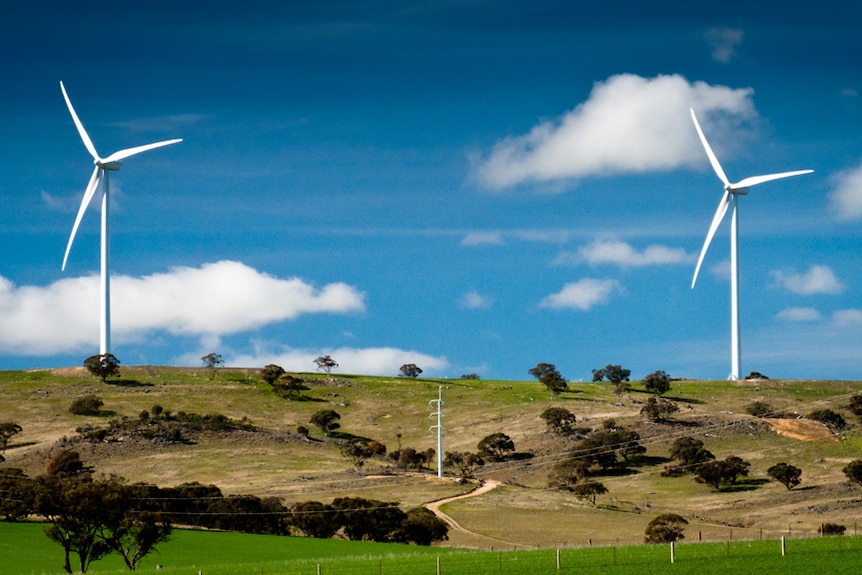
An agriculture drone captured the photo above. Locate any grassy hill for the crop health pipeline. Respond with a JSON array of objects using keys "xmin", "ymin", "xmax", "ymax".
[{"xmin": 2, "ymin": 366, "xmax": 861, "ymax": 548}]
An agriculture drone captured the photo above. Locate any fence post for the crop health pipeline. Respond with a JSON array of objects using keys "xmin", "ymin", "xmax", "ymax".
[
  {"xmin": 556, "ymin": 548, "xmax": 560, "ymax": 570},
  {"xmin": 670, "ymin": 541, "xmax": 675, "ymax": 564},
  {"xmin": 781, "ymin": 536, "xmax": 786, "ymax": 557},
  {"xmin": 437, "ymin": 555, "xmax": 441, "ymax": 575},
  {"xmin": 317, "ymin": 564, "xmax": 321, "ymax": 575}
]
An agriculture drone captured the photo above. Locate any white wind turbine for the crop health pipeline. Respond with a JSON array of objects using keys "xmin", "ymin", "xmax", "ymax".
[
  {"xmin": 60, "ymin": 81, "xmax": 182, "ymax": 356},
  {"xmin": 690, "ymin": 108, "xmax": 812, "ymax": 380}
]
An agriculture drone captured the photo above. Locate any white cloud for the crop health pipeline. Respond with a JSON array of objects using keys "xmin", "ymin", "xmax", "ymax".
[
  {"xmin": 833, "ymin": 309, "xmax": 862, "ymax": 326},
  {"xmin": 539, "ymin": 278, "xmax": 621, "ymax": 311},
  {"xmin": 0, "ymin": 261, "xmax": 365, "ymax": 355},
  {"xmin": 776, "ymin": 307, "xmax": 821, "ymax": 322},
  {"xmin": 828, "ymin": 161, "xmax": 862, "ymax": 220},
  {"xmin": 771, "ymin": 265, "xmax": 845, "ymax": 295},
  {"xmin": 704, "ymin": 28, "xmax": 743, "ymax": 63},
  {"xmin": 461, "ymin": 231, "xmax": 504, "ymax": 246},
  {"xmin": 475, "ymin": 74, "xmax": 755, "ymax": 189},
  {"xmin": 554, "ymin": 239, "xmax": 692, "ymax": 268},
  {"xmin": 841, "ymin": 88, "xmax": 858, "ymax": 97},
  {"xmin": 227, "ymin": 344, "xmax": 449, "ymax": 377},
  {"xmin": 461, "ymin": 290, "xmax": 492, "ymax": 309}
]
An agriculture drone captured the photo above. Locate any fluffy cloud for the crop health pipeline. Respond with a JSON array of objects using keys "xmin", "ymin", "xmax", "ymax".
[
  {"xmin": 460, "ymin": 290, "xmax": 492, "ymax": 309},
  {"xmin": 475, "ymin": 74, "xmax": 755, "ymax": 188},
  {"xmin": 227, "ymin": 345, "xmax": 449, "ymax": 377},
  {"xmin": 0, "ymin": 261, "xmax": 365, "ymax": 355},
  {"xmin": 704, "ymin": 28, "xmax": 743, "ymax": 63},
  {"xmin": 771, "ymin": 265, "xmax": 845, "ymax": 295},
  {"xmin": 554, "ymin": 239, "xmax": 692, "ymax": 268},
  {"xmin": 828, "ymin": 161, "xmax": 862, "ymax": 220},
  {"xmin": 539, "ymin": 278, "xmax": 621, "ymax": 311},
  {"xmin": 776, "ymin": 307, "xmax": 821, "ymax": 322}
]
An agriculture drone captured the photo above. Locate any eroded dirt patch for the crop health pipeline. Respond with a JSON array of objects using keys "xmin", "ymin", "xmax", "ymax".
[{"xmin": 764, "ymin": 418, "xmax": 837, "ymax": 442}]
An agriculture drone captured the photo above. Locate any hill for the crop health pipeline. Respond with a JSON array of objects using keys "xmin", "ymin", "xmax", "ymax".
[{"xmin": 1, "ymin": 367, "xmax": 861, "ymax": 548}]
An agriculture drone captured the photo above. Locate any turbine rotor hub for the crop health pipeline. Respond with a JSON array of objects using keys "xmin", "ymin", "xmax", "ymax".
[{"xmin": 96, "ymin": 160, "xmax": 122, "ymax": 171}]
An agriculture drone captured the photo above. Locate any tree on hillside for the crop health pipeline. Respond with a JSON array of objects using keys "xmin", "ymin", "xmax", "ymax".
[
  {"xmin": 549, "ymin": 458, "xmax": 591, "ymax": 491},
  {"xmin": 341, "ymin": 440, "xmax": 374, "ymax": 470},
  {"xmin": 644, "ymin": 513, "xmax": 688, "ymax": 544},
  {"xmin": 397, "ymin": 507, "xmax": 449, "ymax": 545},
  {"xmin": 642, "ymin": 370, "xmax": 671, "ymax": 396},
  {"xmin": 843, "ymin": 460, "xmax": 862, "ymax": 487},
  {"xmin": 83, "ymin": 354, "xmax": 121, "ymax": 384},
  {"xmin": 529, "ymin": 363, "xmax": 568, "ymax": 395},
  {"xmin": 287, "ymin": 501, "xmax": 339, "ymax": 538},
  {"xmin": 477, "ymin": 433, "xmax": 515, "ymax": 461},
  {"xmin": 443, "ymin": 451, "xmax": 485, "ymax": 478},
  {"xmin": 592, "ymin": 364, "xmax": 631, "ymax": 399},
  {"xmin": 399, "ymin": 363, "xmax": 422, "ymax": 378},
  {"xmin": 309, "ymin": 410, "xmax": 341, "ymax": 436},
  {"xmin": 314, "ymin": 355, "xmax": 338, "ymax": 377},
  {"xmin": 571, "ymin": 481, "xmax": 608, "ymax": 506},
  {"xmin": 669, "ymin": 437, "xmax": 715, "ymax": 469},
  {"xmin": 201, "ymin": 353, "xmax": 224, "ymax": 380},
  {"xmin": 0, "ymin": 422, "xmax": 22, "ymax": 461},
  {"xmin": 693, "ymin": 456, "xmax": 750, "ymax": 491},
  {"xmin": 260, "ymin": 364, "xmax": 286, "ymax": 386},
  {"xmin": 540, "ymin": 407, "xmax": 577, "ymax": 435},
  {"xmin": 640, "ymin": 397, "xmax": 680, "ymax": 422},
  {"xmin": 767, "ymin": 462, "xmax": 802, "ymax": 490}
]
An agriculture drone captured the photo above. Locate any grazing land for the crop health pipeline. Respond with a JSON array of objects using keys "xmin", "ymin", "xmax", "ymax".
[{"xmin": 1, "ymin": 367, "xmax": 861, "ymax": 552}]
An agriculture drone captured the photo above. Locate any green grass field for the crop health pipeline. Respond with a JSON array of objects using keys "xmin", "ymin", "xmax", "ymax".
[{"xmin": 3, "ymin": 522, "xmax": 862, "ymax": 575}]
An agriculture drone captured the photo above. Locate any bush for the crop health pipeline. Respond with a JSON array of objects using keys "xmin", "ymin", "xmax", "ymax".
[
  {"xmin": 820, "ymin": 523, "xmax": 846, "ymax": 536},
  {"xmin": 808, "ymin": 409, "xmax": 847, "ymax": 431},
  {"xmin": 69, "ymin": 395, "xmax": 103, "ymax": 416},
  {"xmin": 745, "ymin": 401, "xmax": 774, "ymax": 418},
  {"xmin": 643, "ymin": 370, "xmax": 671, "ymax": 396},
  {"xmin": 645, "ymin": 513, "xmax": 688, "ymax": 543}
]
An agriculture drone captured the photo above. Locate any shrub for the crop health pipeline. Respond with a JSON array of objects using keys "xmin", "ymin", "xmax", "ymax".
[
  {"xmin": 643, "ymin": 370, "xmax": 671, "ymax": 396},
  {"xmin": 645, "ymin": 513, "xmax": 688, "ymax": 543},
  {"xmin": 745, "ymin": 401, "xmax": 774, "ymax": 418},
  {"xmin": 767, "ymin": 462, "xmax": 802, "ymax": 490},
  {"xmin": 69, "ymin": 395, "xmax": 103, "ymax": 416},
  {"xmin": 820, "ymin": 523, "xmax": 846, "ymax": 536},
  {"xmin": 808, "ymin": 409, "xmax": 847, "ymax": 431},
  {"xmin": 843, "ymin": 460, "xmax": 862, "ymax": 486}
]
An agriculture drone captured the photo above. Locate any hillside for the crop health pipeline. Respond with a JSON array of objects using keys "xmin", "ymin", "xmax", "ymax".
[{"xmin": 1, "ymin": 367, "xmax": 861, "ymax": 548}]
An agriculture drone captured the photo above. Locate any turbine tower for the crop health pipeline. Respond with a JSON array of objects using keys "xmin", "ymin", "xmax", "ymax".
[
  {"xmin": 60, "ymin": 81, "xmax": 182, "ymax": 355},
  {"xmin": 690, "ymin": 108, "xmax": 812, "ymax": 380}
]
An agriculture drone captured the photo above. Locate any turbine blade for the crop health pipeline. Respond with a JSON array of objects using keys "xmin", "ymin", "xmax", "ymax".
[
  {"xmin": 62, "ymin": 167, "xmax": 101, "ymax": 271},
  {"xmin": 101, "ymin": 138, "xmax": 183, "ymax": 164},
  {"xmin": 732, "ymin": 169, "xmax": 814, "ymax": 190},
  {"xmin": 692, "ymin": 190, "xmax": 730, "ymax": 288},
  {"xmin": 690, "ymin": 108, "xmax": 730, "ymax": 187},
  {"xmin": 60, "ymin": 81, "xmax": 100, "ymax": 161}
]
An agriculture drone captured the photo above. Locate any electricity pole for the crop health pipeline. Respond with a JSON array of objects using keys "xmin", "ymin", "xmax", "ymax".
[{"xmin": 429, "ymin": 386, "xmax": 444, "ymax": 478}]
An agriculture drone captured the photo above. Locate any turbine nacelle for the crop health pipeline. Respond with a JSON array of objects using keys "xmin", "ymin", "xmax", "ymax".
[{"xmin": 97, "ymin": 160, "xmax": 122, "ymax": 171}]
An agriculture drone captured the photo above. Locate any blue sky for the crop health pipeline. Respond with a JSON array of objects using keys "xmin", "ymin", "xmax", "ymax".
[{"xmin": 1, "ymin": 0, "xmax": 861, "ymax": 381}]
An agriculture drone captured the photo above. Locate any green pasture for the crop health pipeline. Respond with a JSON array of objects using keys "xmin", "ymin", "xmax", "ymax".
[{"xmin": 3, "ymin": 522, "xmax": 862, "ymax": 575}]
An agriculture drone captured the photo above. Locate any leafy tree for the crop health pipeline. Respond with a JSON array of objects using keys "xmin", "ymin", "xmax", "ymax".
[
  {"xmin": 694, "ymin": 456, "xmax": 750, "ymax": 491},
  {"xmin": 201, "ymin": 353, "xmax": 224, "ymax": 379},
  {"xmin": 540, "ymin": 407, "xmax": 577, "ymax": 435},
  {"xmin": 83, "ymin": 353, "xmax": 120, "ymax": 384},
  {"xmin": 0, "ymin": 422, "xmax": 22, "ymax": 459},
  {"xmin": 549, "ymin": 458, "xmax": 591, "ymax": 491},
  {"xmin": 592, "ymin": 364, "xmax": 631, "ymax": 399},
  {"xmin": 309, "ymin": 410, "xmax": 341, "ymax": 435},
  {"xmin": 272, "ymin": 375, "xmax": 308, "ymax": 400},
  {"xmin": 767, "ymin": 462, "xmax": 802, "ymax": 490},
  {"xmin": 477, "ymin": 433, "xmax": 515, "ymax": 461},
  {"xmin": 399, "ymin": 363, "xmax": 422, "ymax": 378},
  {"xmin": 460, "ymin": 373, "xmax": 480, "ymax": 380},
  {"xmin": 821, "ymin": 523, "xmax": 846, "ymax": 536},
  {"xmin": 576, "ymin": 429, "xmax": 645, "ymax": 471},
  {"xmin": 332, "ymin": 497, "xmax": 406, "ymax": 542},
  {"xmin": 669, "ymin": 437, "xmax": 715, "ymax": 469},
  {"xmin": 843, "ymin": 460, "xmax": 862, "ymax": 486},
  {"xmin": 260, "ymin": 364, "xmax": 286, "ymax": 386},
  {"xmin": 644, "ymin": 513, "xmax": 688, "ymax": 544},
  {"xmin": 642, "ymin": 370, "xmax": 671, "ymax": 396},
  {"xmin": 745, "ymin": 401, "xmax": 774, "ymax": 418},
  {"xmin": 341, "ymin": 440, "xmax": 374, "ymax": 469},
  {"xmin": 288, "ymin": 501, "xmax": 339, "ymax": 538},
  {"xmin": 640, "ymin": 397, "xmax": 680, "ymax": 422},
  {"xmin": 69, "ymin": 395, "xmax": 104, "ymax": 416},
  {"xmin": 529, "ymin": 363, "xmax": 568, "ymax": 395},
  {"xmin": 571, "ymin": 481, "xmax": 608, "ymax": 506},
  {"xmin": 314, "ymin": 355, "xmax": 338, "ymax": 376},
  {"xmin": 396, "ymin": 447, "xmax": 435, "ymax": 470},
  {"xmin": 47, "ymin": 450, "xmax": 91, "ymax": 477},
  {"xmin": 808, "ymin": 409, "xmax": 847, "ymax": 431},
  {"xmin": 97, "ymin": 482, "xmax": 172, "ymax": 571},
  {"xmin": 0, "ymin": 468, "xmax": 35, "ymax": 521},
  {"xmin": 396, "ymin": 507, "xmax": 449, "ymax": 545},
  {"xmin": 443, "ymin": 451, "xmax": 485, "ymax": 478}
]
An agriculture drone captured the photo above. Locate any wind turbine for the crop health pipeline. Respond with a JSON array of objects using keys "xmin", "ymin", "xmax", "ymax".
[
  {"xmin": 689, "ymin": 108, "xmax": 812, "ymax": 380},
  {"xmin": 60, "ymin": 81, "xmax": 182, "ymax": 356}
]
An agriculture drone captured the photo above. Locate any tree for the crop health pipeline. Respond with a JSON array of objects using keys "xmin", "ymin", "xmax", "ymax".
[
  {"xmin": 309, "ymin": 410, "xmax": 341, "ymax": 435},
  {"xmin": 669, "ymin": 437, "xmax": 715, "ymax": 469},
  {"xmin": 767, "ymin": 462, "xmax": 802, "ymax": 490},
  {"xmin": 396, "ymin": 507, "xmax": 449, "ymax": 545},
  {"xmin": 332, "ymin": 497, "xmax": 407, "ymax": 542},
  {"xmin": 529, "ymin": 363, "xmax": 568, "ymax": 395},
  {"xmin": 399, "ymin": 363, "xmax": 422, "ymax": 378},
  {"xmin": 640, "ymin": 397, "xmax": 680, "ymax": 422},
  {"xmin": 540, "ymin": 407, "xmax": 577, "ymax": 435},
  {"xmin": 571, "ymin": 482, "xmax": 608, "ymax": 506},
  {"xmin": 0, "ymin": 422, "xmax": 22, "ymax": 459},
  {"xmin": 592, "ymin": 364, "xmax": 631, "ymax": 399},
  {"xmin": 314, "ymin": 355, "xmax": 338, "ymax": 376},
  {"xmin": 443, "ymin": 451, "xmax": 485, "ymax": 478},
  {"xmin": 808, "ymin": 409, "xmax": 847, "ymax": 431},
  {"xmin": 47, "ymin": 450, "xmax": 91, "ymax": 477},
  {"xmin": 97, "ymin": 482, "xmax": 171, "ymax": 571},
  {"xmin": 477, "ymin": 433, "xmax": 515, "ymax": 461},
  {"xmin": 260, "ymin": 364, "xmax": 286, "ymax": 386},
  {"xmin": 842, "ymin": 460, "xmax": 862, "ymax": 486},
  {"xmin": 694, "ymin": 456, "xmax": 750, "ymax": 491},
  {"xmin": 83, "ymin": 354, "xmax": 121, "ymax": 384},
  {"xmin": 341, "ymin": 440, "xmax": 374, "ymax": 470},
  {"xmin": 549, "ymin": 458, "xmax": 591, "ymax": 491},
  {"xmin": 642, "ymin": 370, "xmax": 671, "ymax": 396},
  {"xmin": 644, "ymin": 513, "xmax": 688, "ymax": 544},
  {"xmin": 288, "ymin": 501, "xmax": 339, "ymax": 538},
  {"xmin": 201, "ymin": 353, "xmax": 224, "ymax": 379}
]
